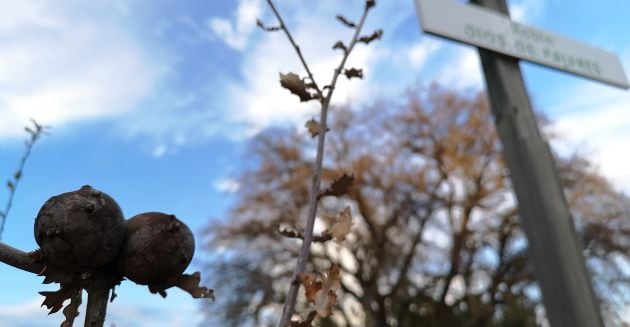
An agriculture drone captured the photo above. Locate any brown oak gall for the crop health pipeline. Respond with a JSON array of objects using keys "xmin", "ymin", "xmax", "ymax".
[
  {"xmin": 117, "ymin": 212, "xmax": 195, "ymax": 285},
  {"xmin": 34, "ymin": 185, "xmax": 126, "ymax": 272}
]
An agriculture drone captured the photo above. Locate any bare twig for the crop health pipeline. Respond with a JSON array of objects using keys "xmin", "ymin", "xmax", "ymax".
[
  {"xmin": 268, "ymin": 1, "xmax": 377, "ymax": 325},
  {"xmin": 0, "ymin": 119, "xmax": 49, "ymax": 237},
  {"xmin": 265, "ymin": 0, "xmax": 324, "ymax": 100},
  {"xmin": 278, "ymin": 227, "xmax": 333, "ymax": 243},
  {"xmin": 85, "ymin": 276, "xmax": 110, "ymax": 327},
  {"xmin": 0, "ymin": 241, "xmax": 45, "ymax": 274}
]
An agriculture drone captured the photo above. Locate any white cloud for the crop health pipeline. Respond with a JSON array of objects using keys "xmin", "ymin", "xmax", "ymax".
[
  {"xmin": 0, "ymin": 298, "xmax": 44, "ymax": 317},
  {"xmin": 508, "ymin": 0, "xmax": 546, "ymax": 23},
  {"xmin": 435, "ymin": 46, "xmax": 484, "ymax": 90},
  {"xmin": 0, "ymin": 0, "xmax": 157, "ymax": 140},
  {"xmin": 208, "ymin": 0, "xmax": 261, "ymax": 51},
  {"xmin": 408, "ymin": 39, "xmax": 442, "ymax": 70},
  {"xmin": 224, "ymin": 4, "xmax": 380, "ymax": 138},
  {"xmin": 551, "ymin": 86, "xmax": 630, "ymax": 192},
  {"xmin": 214, "ymin": 177, "xmax": 241, "ymax": 193}
]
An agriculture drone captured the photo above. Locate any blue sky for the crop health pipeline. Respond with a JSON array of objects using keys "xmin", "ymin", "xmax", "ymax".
[{"xmin": 0, "ymin": 0, "xmax": 629, "ymax": 325}]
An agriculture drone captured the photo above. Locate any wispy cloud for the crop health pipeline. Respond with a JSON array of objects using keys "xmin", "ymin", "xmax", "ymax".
[
  {"xmin": 508, "ymin": 0, "xmax": 546, "ymax": 23},
  {"xmin": 550, "ymin": 76, "xmax": 630, "ymax": 192},
  {"xmin": 208, "ymin": 0, "xmax": 262, "ymax": 51},
  {"xmin": 0, "ymin": 0, "xmax": 157, "ymax": 140},
  {"xmin": 214, "ymin": 177, "xmax": 240, "ymax": 193}
]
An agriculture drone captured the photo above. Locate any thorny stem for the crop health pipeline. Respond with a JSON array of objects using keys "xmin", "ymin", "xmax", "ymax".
[{"xmin": 274, "ymin": 2, "xmax": 374, "ymax": 325}]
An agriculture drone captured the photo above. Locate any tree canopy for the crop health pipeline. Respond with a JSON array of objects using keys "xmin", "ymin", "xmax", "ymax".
[{"xmin": 202, "ymin": 86, "xmax": 629, "ymax": 327}]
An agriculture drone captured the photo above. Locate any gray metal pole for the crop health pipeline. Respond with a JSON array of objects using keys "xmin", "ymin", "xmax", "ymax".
[{"xmin": 469, "ymin": 1, "xmax": 604, "ymax": 326}]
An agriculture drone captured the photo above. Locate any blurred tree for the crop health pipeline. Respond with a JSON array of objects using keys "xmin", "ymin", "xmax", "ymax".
[{"xmin": 202, "ymin": 85, "xmax": 629, "ymax": 327}]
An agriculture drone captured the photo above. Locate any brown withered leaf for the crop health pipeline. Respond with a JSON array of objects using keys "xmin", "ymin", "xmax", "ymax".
[
  {"xmin": 344, "ymin": 68, "xmax": 363, "ymax": 79},
  {"xmin": 40, "ymin": 284, "xmax": 81, "ymax": 314},
  {"xmin": 60, "ymin": 291, "xmax": 82, "ymax": 327},
  {"xmin": 332, "ymin": 41, "xmax": 347, "ymax": 53},
  {"xmin": 316, "ymin": 266, "xmax": 340, "ymax": 317},
  {"xmin": 175, "ymin": 272, "xmax": 215, "ymax": 300},
  {"xmin": 300, "ymin": 266, "xmax": 341, "ymax": 318},
  {"xmin": 256, "ymin": 19, "xmax": 281, "ymax": 32},
  {"xmin": 330, "ymin": 207, "xmax": 353, "ymax": 242},
  {"xmin": 300, "ymin": 273, "xmax": 323, "ymax": 304},
  {"xmin": 319, "ymin": 173, "xmax": 354, "ymax": 199},
  {"xmin": 335, "ymin": 15, "xmax": 356, "ymax": 28},
  {"xmin": 358, "ymin": 29, "xmax": 383, "ymax": 44},
  {"xmin": 366, "ymin": 0, "xmax": 376, "ymax": 10},
  {"xmin": 280, "ymin": 72, "xmax": 314, "ymax": 102},
  {"xmin": 38, "ymin": 264, "xmax": 73, "ymax": 285},
  {"xmin": 288, "ymin": 310, "xmax": 318, "ymax": 327},
  {"xmin": 304, "ymin": 119, "xmax": 329, "ymax": 138}
]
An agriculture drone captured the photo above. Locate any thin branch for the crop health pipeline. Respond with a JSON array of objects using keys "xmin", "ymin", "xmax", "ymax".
[
  {"xmin": 85, "ymin": 277, "xmax": 110, "ymax": 327},
  {"xmin": 0, "ymin": 119, "xmax": 49, "ymax": 237},
  {"xmin": 275, "ymin": 1, "xmax": 375, "ymax": 325},
  {"xmin": 265, "ymin": 0, "xmax": 324, "ymax": 100},
  {"xmin": 278, "ymin": 227, "xmax": 333, "ymax": 243},
  {"xmin": 0, "ymin": 241, "xmax": 44, "ymax": 274}
]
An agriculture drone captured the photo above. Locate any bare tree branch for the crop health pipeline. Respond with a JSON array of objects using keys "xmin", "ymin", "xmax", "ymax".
[
  {"xmin": 0, "ymin": 119, "xmax": 48, "ymax": 237},
  {"xmin": 0, "ymin": 241, "xmax": 44, "ymax": 274}
]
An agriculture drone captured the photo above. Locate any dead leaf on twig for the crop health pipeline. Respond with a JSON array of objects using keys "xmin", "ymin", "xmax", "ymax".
[
  {"xmin": 359, "ymin": 29, "xmax": 383, "ymax": 44},
  {"xmin": 319, "ymin": 173, "xmax": 354, "ymax": 199},
  {"xmin": 330, "ymin": 207, "xmax": 353, "ymax": 242},
  {"xmin": 344, "ymin": 68, "xmax": 363, "ymax": 79},
  {"xmin": 280, "ymin": 73, "xmax": 316, "ymax": 102},
  {"xmin": 305, "ymin": 119, "xmax": 329, "ymax": 138},
  {"xmin": 40, "ymin": 284, "xmax": 81, "ymax": 314},
  {"xmin": 169, "ymin": 272, "xmax": 215, "ymax": 300},
  {"xmin": 300, "ymin": 266, "xmax": 340, "ymax": 317}
]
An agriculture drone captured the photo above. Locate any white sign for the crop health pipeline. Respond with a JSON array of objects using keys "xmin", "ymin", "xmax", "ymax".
[{"xmin": 414, "ymin": 0, "xmax": 629, "ymax": 89}]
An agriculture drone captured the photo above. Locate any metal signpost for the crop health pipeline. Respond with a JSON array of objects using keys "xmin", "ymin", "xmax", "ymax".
[
  {"xmin": 415, "ymin": 0, "xmax": 628, "ymax": 89},
  {"xmin": 414, "ymin": 0, "xmax": 630, "ymax": 326}
]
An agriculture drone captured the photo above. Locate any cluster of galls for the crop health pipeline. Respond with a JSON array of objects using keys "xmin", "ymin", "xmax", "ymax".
[{"xmin": 34, "ymin": 185, "xmax": 195, "ymax": 287}]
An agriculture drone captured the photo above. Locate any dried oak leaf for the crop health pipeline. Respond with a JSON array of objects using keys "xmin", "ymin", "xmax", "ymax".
[
  {"xmin": 148, "ymin": 272, "xmax": 215, "ymax": 300},
  {"xmin": 40, "ymin": 284, "xmax": 81, "ymax": 314},
  {"xmin": 319, "ymin": 173, "xmax": 354, "ymax": 199},
  {"xmin": 358, "ymin": 29, "xmax": 383, "ymax": 44},
  {"xmin": 60, "ymin": 291, "xmax": 82, "ymax": 327},
  {"xmin": 344, "ymin": 68, "xmax": 363, "ymax": 79},
  {"xmin": 176, "ymin": 272, "xmax": 215, "ymax": 299},
  {"xmin": 38, "ymin": 264, "xmax": 74, "ymax": 285},
  {"xmin": 335, "ymin": 15, "xmax": 356, "ymax": 28},
  {"xmin": 330, "ymin": 207, "xmax": 353, "ymax": 242},
  {"xmin": 300, "ymin": 273, "xmax": 322, "ymax": 303},
  {"xmin": 280, "ymin": 72, "xmax": 314, "ymax": 102},
  {"xmin": 300, "ymin": 266, "xmax": 341, "ymax": 317},
  {"xmin": 305, "ymin": 119, "xmax": 329, "ymax": 138}
]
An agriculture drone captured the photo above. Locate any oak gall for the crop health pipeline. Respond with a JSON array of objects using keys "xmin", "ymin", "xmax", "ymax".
[
  {"xmin": 34, "ymin": 185, "xmax": 126, "ymax": 272},
  {"xmin": 117, "ymin": 212, "xmax": 195, "ymax": 285}
]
